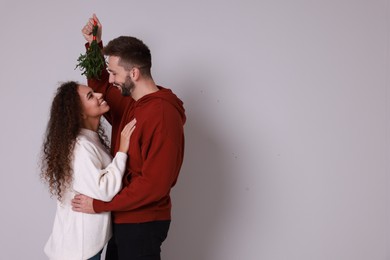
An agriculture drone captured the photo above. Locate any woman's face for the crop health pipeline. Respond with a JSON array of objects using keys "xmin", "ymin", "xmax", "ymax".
[{"xmin": 78, "ymin": 85, "xmax": 110, "ymax": 118}]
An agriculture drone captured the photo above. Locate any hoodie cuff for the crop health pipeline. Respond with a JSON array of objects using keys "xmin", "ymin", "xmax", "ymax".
[
  {"xmin": 93, "ymin": 198, "xmax": 108, "ymax": 213},
  {"xmin": 85, "ymin": 40, "xmax": 104, "ymax": 51}
]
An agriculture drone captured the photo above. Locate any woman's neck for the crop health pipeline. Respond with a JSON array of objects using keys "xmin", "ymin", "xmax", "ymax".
[{"xmin": 82, "ymin": 117, "xmax": 100, "ymax": 132}]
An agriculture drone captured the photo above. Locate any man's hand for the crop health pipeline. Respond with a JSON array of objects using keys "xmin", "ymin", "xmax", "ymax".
[
  {"xmin": 72, "ymin": 194, "xmax": 96, "ymax": 214},
  {"xmin": 81, "ymin": 13, "xmax": 102, "ymax": 44}
]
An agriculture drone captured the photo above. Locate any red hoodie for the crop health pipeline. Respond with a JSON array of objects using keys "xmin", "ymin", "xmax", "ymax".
[{"xmin": 87, "ymin": 60, "xmax": 186, "ymax": 223}]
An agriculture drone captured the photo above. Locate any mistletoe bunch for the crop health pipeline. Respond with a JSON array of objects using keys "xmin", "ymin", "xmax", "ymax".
[{"xmin": 75, "ymin": 20, "xmax": 105, "ymax": 79}]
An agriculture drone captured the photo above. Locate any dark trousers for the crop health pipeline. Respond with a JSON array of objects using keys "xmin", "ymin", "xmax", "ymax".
[{"xmin": 105, "ymin": 221, "xmax": 171, "ymax": 260}]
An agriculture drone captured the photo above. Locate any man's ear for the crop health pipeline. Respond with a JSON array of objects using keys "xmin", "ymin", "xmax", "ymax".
[{"xmin": 132, "ymin": 67, "xmax": 141, "ymax": 81}]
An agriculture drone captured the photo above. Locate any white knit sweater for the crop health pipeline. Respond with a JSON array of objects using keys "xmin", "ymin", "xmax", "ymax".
[{"xmin": 44, "ymin": 128, "xmax": 127, "ymax": 260}]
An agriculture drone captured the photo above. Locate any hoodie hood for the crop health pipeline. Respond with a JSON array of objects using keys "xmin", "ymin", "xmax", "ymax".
[{"xmin": 135, "ymin": 86, "xmax": 186, "ymax": 124}]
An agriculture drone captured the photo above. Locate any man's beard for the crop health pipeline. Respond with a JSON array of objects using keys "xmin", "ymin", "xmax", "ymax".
[{"xmin": 120, "ymin": 76, "xmax": 135, "ymax": 96}]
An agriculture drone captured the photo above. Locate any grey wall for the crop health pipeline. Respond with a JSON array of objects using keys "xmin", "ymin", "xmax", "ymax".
[{"xmin": 0, "ymin": 0, "xmax": 388, "ymax": 259}]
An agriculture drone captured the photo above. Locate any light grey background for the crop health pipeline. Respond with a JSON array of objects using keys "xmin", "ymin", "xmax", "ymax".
[{"xmin": 0, "ymin": 1, "xmax": 389, "ymax": 259}]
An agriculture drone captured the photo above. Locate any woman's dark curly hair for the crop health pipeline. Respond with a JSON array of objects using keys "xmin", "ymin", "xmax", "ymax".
[{"xmin": 40, "ymin": 81, "xmax": 109, "ymax": 201}]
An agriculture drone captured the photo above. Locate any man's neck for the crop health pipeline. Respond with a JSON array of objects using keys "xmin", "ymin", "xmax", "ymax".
[{"xmin": 132, "ymin": 79, "xmax": 159, "ymax": 101}]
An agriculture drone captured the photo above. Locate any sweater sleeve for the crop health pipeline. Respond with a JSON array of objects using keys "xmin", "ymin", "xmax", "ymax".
[
  {"xmin": 72, "ymin": 140, "xmax": 128, "ymax": 202},
  {"xmin": 93, "ymin": 131, "xmax": 183, "ymax": 212}
]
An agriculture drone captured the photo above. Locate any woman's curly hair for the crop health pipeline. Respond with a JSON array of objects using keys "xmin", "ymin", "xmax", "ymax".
[{"xmin": 40, "ymin": 81, "xmax": 109, "ymax": 201}]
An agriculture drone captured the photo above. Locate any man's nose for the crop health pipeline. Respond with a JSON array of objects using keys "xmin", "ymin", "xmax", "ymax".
[
  {"xmin": 94, "ymin": 92, "xmax": 103, "ymax": 98},
  {"xmin": 108, "ymin": 74, "xmax": 114, "ymax": 83}
]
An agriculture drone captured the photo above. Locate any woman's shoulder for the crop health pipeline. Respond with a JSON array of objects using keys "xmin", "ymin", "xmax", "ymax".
[{"xmin": 75, "ymin": 134, "xmax": 100, "ymax": 156}]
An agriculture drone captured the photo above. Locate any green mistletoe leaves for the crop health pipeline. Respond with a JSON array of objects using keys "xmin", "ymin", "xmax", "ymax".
[{"xmin": 75, "ymin": 23, "xmax": 105, "ymax": 79}]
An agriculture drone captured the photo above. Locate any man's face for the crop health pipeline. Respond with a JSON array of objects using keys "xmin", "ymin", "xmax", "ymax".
[{"xmin": 107, "ymin": 56, "xmax": 135, "ymax": 96}]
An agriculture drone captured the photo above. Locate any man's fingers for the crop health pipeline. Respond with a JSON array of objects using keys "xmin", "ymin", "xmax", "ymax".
[
  {"xmin": 71, "ymin": 194, "xmax": 85, "ymax": 206},
  {"xmin": 82, "ymin": 25, "xmax": 92, "ymax": 36},
  {"xmin": 71, "ymin": 198, "xmax": 81, "ymax": 211},
  {"xmin": 88, "ymin": 18, "xmax": 95, "ymax": 26},
  {"xmin": 71, "ymin": 199, "xmax": 80, "ymax": 208},
  {"xmin": 93, "ymin": 13, "xmax": 101, "ymax": 27},
  {"xmin": 74, "ymin": 194, "xmax": 84, "ymax": 200}
]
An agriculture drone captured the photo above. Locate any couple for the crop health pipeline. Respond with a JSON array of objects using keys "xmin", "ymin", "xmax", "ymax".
[{"xmin": 41, "ymin": 14, "xmax": 186, "ymax": 260}]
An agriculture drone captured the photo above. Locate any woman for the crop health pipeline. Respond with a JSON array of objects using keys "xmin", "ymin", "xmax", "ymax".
[{"xmin": 40, "ymin": 81, "xmax": 136, "ymax": 260}]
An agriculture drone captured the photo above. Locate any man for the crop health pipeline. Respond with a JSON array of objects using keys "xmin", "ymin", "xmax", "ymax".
[{"xmin": 72, "ymin": 14, "xmax": 186, "ymax": 260}]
